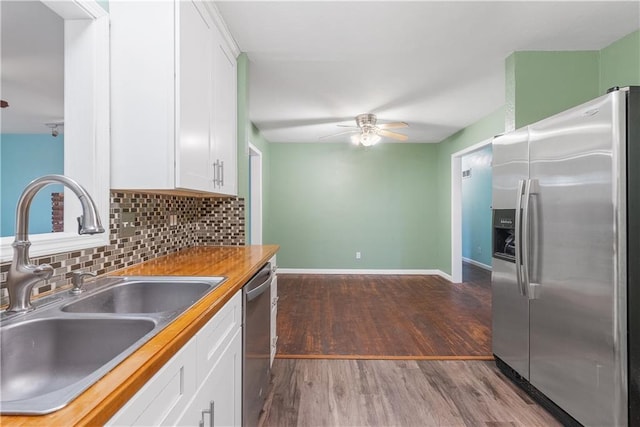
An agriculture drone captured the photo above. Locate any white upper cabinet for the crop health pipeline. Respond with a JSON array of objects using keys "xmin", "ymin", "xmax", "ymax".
[
  {"xmin": 177, "ymin": 0, "xmax": 213, "ymax": 191},
  {"xmin": 211, "ymin": 25, "xmax": 238, "ymax": 196},
  {"xmin": 110, "ymin": 1, "xmax": 238, "ymax": 195}
]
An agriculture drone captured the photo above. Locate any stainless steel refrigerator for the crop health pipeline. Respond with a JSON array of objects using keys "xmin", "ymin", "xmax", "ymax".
[{"xmin": 492, "ymin": 86, "xmax": 639, "ymax": 426}]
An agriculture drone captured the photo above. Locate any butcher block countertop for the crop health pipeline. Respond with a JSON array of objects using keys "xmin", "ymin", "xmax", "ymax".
[{"xmin": 1, "ymin": 245, "xmax": 279, "ymax": 427}]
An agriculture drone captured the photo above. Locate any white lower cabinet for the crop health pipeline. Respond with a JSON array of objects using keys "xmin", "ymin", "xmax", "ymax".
[
  {"xmin": 107, "ymin": 291, "xmax": 242, "ymax": 427},
  {"xmin": 177, "ymin": 329, "xmax": 241, "ymax": 427},
  {"xmin": 105, "ymin": 338, "xmax": 197, "ymax": 426}
]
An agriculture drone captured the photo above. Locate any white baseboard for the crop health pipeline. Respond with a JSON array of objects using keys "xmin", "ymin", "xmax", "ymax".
[
  {"xmin": 278, "ymin": 268, "xmax": 453, "ymax": 281},
  {"xmin": 462, "ymin": 257, "xmax": 492, "ymax": 271}
]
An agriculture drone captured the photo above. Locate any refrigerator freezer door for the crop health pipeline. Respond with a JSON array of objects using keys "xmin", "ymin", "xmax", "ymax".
[
  {"xmin": 528, "ymin": 92, "xmax": 626, "ymax": 426},
  {"xmin": 492, "ymin": 128, "xmax": 530, "ymax": 379}
]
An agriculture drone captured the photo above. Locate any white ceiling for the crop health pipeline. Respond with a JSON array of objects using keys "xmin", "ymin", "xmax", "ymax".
[{"xmin": 216, "ymin": 1, "xmax": 640, "ymax": 143}]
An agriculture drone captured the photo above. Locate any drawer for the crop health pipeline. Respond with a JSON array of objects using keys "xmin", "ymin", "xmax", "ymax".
[{"xmin": 196, "ymin": 290, "xmax": 242, "ymax": 382}]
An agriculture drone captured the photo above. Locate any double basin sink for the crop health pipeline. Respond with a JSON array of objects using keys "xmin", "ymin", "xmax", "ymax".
[{"xmin": 0, "ymin": 275, "xmax": 226, "ymax": 415}]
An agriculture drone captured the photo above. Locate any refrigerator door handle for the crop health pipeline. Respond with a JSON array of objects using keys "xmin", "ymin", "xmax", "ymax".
[
  {"xmin": 522, "ymin": 179, "xmax": 532, "ymax": 298},
  {"xmin": 515, "ymin": 179, "xmax": 525, "ymax": 296},
  {"xmin": 523, "ymin": 179, "xmax": 539, "ymax": 299}
]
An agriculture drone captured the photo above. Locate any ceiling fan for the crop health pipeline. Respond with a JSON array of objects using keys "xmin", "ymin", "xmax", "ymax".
[{"xmin": 320, "ymin": 113, "xmax": 408, "ymax": 146}]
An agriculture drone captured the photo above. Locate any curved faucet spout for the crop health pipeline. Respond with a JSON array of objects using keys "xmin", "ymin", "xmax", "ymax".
[
  {"xmin": 14, "ymin": 174, "xmax": 105, "ymax": 241},
  {"xmin": 6, "ymin": 174, "xmax": 105, "ymax": 313}
]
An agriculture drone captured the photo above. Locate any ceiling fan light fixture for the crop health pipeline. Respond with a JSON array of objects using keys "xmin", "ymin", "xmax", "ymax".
[
  {"xmin": 358, "ymin": 131, "xmax": 381, "ymax": 147},
  {"xmin": 321, "ymin": 113, "xmax": 407, "ymax": 144}
]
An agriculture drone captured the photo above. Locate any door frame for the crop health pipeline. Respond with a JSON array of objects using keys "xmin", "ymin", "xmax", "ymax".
[
  {"xmin": 249, "ymin": 143, "xmax": 263, "ymax": 245},
  {"xmin": 450, "ymin": 138, "xmax": 492, "ymax": 283}
]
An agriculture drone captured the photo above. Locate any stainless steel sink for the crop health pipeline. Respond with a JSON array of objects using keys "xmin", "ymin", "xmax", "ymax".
[
  {"xmin": 0, "ymin": 275, "xmax": 226, "ymax": 415},
  {"xmin": 1, "ymin": 317, "xmax": 155, "ymax": 412},
  {"xmin": 62, "ymin": 278, "xmax": 216, "ymax": 314}
]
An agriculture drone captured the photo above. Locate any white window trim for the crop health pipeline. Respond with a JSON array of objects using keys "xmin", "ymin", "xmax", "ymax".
[{"xmin": 0, "ymin": 0, "xmax": 110, "ymax": 262}]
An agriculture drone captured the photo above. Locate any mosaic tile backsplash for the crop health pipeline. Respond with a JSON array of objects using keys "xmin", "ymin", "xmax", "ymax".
[{"xmin": 1, "ymin": 191, "xmax": 245, "ymax": 303}]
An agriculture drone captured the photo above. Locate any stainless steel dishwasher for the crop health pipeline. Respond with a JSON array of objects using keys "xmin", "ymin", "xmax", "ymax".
[{"xmin": 243, "ymin": 262, "xmax": 272, "ymax": 427}]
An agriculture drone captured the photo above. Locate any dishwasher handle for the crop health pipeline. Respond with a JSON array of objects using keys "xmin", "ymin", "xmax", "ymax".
[{"xmin": 245, "ymin": 264, "xmax": 272, "ymax": 301}]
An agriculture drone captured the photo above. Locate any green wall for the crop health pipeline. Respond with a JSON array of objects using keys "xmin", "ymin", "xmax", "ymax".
[
  {"xmin": 434, "ymin": 29, "xmax": 639, "ymax": 275},
  {"xmin": 505, "ymin": 30, "xmax": 640, "ymax": 130},
  {"xmin": 249, "ymin": 123, "xmax": 271, "ymax": 244},
  {"xmin": 254, "ymin": 29, "xmax": 640, "ymax": 272},
  {"xmin": 265, "ymin": 143, "xmax": 439, "ymax": 269},
  {"xmin": 599, "ymin": 30, "xmax": 640, "ymax": 93},
  {"xmin": 506, "ymin": 51, "xmax": 600, "ymax": 129},
  {"xmin": 237, "ymin": 53, "xmax": 273, "ymax": 244}
]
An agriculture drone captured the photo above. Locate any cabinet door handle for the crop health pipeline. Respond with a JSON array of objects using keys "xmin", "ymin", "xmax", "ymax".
[
  {"xmin": 220, "ymin": 160, "xmax": 224, "ymax": 187},
  {"xmin": 199, "ymin": 400, "xmax": 215, "ymax": 427},
  {"xmin": 212, "ymin": 161, "xmax": 218, "ymax": 186}
]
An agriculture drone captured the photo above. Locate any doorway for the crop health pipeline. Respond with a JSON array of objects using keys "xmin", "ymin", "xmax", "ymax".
[
  {"xmin": 451, "ymin": 138, "xmax": 492, "ymax": 283},
  {"xmin": 249, "ymin": 143, "xmax": 263, "ymax": 244}
]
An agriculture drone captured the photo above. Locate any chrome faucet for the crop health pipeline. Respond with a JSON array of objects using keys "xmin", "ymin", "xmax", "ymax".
[{"xmin": 5, "ymin": 175, "xmax": 105, "ymax": 313}]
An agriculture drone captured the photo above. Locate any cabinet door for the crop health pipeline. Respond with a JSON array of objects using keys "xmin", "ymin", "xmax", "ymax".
[
  {"xmin": 176, "ymin": 329, "xmax": 242, "ymax": 427},
  {"xmin": 211, "ymin": 25, "xmax": 237, "ymax": 196},
  {"xmin": 106, "ymin": 339, "xmax": 197, "ymax": 427},
  {"xmin": 196, "ymin": 291, "xmax": 242, "ymax": 382},
  {"xmin": 110, "ymin": 1, "xmax": 176, "ymax": 190},
  {"xmin": 177, "ymin": 0, "xmax": 213, "ymax": 192}
]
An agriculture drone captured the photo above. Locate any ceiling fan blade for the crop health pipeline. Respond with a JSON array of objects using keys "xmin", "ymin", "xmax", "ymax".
[
  {"xmin": 377, "ymin": 122, "xmax": 408, "ymax": 129},
  {"xmin": 319, "ymin": 129, "xmax": 359, "ymax": 140},
  {"xmin": 336, "ymin": 124, "xmax": 359, "ymax": 128},
  {"xmin": 377, "ymin": 129, "xmax": 408, "ymax": 141}
]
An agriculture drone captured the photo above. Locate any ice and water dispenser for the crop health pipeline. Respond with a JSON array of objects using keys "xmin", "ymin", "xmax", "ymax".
[{"xmin": 492, "ymin": 209, "xmax": 516, "ymax": 262}]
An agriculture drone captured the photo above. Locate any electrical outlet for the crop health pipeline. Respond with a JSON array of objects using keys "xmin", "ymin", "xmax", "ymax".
[
  {"xmin": 356, "ymin": 251, "xmax": 361, "ymax": 259},
  {"xmin": 169, "ymin": 214, "xmax": 178, "ymax": 227},
  {"xmin": 121, "ymin": 212, "xmax": 136, "ymax": 238}
]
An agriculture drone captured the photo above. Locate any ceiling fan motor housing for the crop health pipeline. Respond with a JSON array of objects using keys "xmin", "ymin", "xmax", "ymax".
[{"xmin": 356, "ymin": 113, "xmax": 377, "ymax": 129}]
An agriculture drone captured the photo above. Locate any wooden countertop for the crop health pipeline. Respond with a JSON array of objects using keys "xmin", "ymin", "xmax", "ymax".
[{"xmin": 1, "ymin": 245, "xmax": 279, "ymax": 426}]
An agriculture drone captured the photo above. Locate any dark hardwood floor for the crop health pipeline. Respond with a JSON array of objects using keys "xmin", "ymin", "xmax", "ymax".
[
  {"xmin": 262, "ymin": 359, "xmax": 560, "ymax": 427},
  {"xmin": 276, "ymin": 264, "xmax": 492, "ymax": 358},
  {"xmin": 463, "ymin": 261, "xmax": 491, "ymax": 284},
  {"xmin": 265, "ymin": 265, "xmax": 559, "ymax": 426}
]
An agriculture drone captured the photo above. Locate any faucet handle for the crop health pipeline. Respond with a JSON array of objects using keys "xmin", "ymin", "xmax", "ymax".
[
  {"xmin": 70, "ymin": 271, "xmax": 97, "ymax": 295},
  {"xmin": 33, "ymin": 263, "xmax": 54, "ymax": 280}
]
